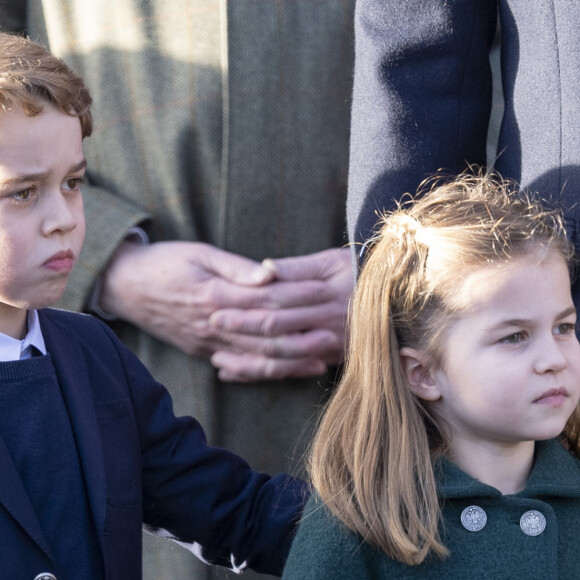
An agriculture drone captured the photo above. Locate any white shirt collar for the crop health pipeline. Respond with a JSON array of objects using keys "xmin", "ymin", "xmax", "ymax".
[{"xmin": 0, "ymin": 310, "xmax": 47, "ymax": 362}]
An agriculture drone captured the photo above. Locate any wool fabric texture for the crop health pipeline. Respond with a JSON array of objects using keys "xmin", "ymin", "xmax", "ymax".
[{"xmin": 284, "ymin": 438, "xmax": 580, "ymax": 579}]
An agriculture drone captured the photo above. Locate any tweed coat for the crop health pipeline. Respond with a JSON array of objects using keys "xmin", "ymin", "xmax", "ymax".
[
  {"xmin": 348, "ymin": 0, "xmax": 580, "ymax": 286},
  {"xmin": 283, "ymin": 439, "xmax": 580, "ymax": 579},
  {"xmin": 0, "ymin": 1, "xmax": 355, "ymax": 578}
]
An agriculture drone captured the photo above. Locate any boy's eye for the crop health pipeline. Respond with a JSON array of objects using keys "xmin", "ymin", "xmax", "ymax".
[
  {"xmin": 554, "ymin": 322, "xmax": 576, "ymax": 336},
  {"xmin": 12, "ymin": 188, "xmax": 33, "ymax": 201},
  {"xmin": 63, "ymin": 177, "xmax": 85, "ymax": 191},
  {"xmin": 500, "ymin": 331, "xmax": 526, "ymax": 344}
]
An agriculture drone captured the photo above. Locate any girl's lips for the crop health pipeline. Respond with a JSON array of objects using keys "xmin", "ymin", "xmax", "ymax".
[
  {"xmin": 533, "ymin": 387, "xmax": 568, "ymax": 405},
  {"xmin": 44, "ymin": 250, "xmax": 75, "ymax": 273}
]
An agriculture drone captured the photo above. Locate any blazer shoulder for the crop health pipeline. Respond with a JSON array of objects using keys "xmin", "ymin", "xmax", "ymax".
[
  {"xmin": 37, "ymin": 308, "xmax": 152, "ymax": 405},
  {"xmin": 40, "ymin": 307, "xmax": 115, "ymax": 334},
  {"xmin": 38, "ymin": 308, "xmax": 125, "ymax": 356}
]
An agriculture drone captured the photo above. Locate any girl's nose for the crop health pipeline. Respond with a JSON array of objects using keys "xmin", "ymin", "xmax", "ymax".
[{"xmin": 533, "ymin": 338, "xmax": 568, "ymax": 374}]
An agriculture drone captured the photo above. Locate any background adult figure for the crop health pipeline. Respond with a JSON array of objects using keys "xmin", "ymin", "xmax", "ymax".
[
  {"xmin": 347, "ymin": 0, "xmax": 580, "ymax": 291},
  {"xmin": 0, "ymin": 1, "xmax": 355, "ymax": 577}
]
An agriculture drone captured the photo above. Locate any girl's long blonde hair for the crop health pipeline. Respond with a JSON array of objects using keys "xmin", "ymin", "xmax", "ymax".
[{"xmin": 310, "ymin": 170, "xmax": 578, "ymax": 565}]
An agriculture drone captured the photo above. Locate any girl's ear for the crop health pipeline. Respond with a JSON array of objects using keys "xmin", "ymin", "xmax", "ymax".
[{"xmin": 399, "ymin": 347, "xmax": 441, "ymax": 402}]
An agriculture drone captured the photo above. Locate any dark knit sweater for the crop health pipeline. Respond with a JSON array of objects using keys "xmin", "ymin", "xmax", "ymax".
[
  {"xmin": 283, "ymin": 439, "xmax": 580, "ymax": 579},
  {"xmin": 0, "ymin": 355, "xmax": 104, "ymax": 577}
]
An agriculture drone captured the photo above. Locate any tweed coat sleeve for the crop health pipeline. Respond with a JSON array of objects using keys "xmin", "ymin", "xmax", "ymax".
[{"xmin": 347, "ymin": 0, "xmax": 498, "ymax": 259}]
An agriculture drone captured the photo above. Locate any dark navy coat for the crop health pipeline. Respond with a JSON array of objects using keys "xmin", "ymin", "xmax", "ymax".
[
  {"xmin": 0, "ymin": 308, "xmax": 305, "ymax": 578},
  {"xmin": 348, "ymin": 0, "xmax": 580, "ymax": 286}
]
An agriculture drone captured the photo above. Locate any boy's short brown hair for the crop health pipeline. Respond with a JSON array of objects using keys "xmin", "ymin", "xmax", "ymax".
[{"xmin": 0, "ymin": 32, "xmax": 92, "ymax": 137}]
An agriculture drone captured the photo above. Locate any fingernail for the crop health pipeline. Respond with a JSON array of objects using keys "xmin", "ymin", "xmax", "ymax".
[
  {"xmin": 209, "ymin": 313, "xmax": 224, "ymax": 329},
  {"xmin": 251, "ymin": 265, "xmax": 272, "ymax": 284},
  {"xmin": 261, "ymin": 258, "xmax": 277, "ymax": 274}
]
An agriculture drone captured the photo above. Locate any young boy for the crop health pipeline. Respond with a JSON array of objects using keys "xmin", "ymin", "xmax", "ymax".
[{"xmin": 0, "ymin": 33, "xmax": 306, "ymax": 578}]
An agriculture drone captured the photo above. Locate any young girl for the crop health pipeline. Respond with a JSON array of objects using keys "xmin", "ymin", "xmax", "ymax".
[{"xmin": 283, "ymin": 172, "xmax": 580, "ymax": 578}]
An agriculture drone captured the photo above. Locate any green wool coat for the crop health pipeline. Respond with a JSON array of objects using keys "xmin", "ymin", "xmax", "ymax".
[
  {"xmin": 283, "ymin": 438, "xmax": 580, "ymax": 579},
  {"xmin": 0, "ymin": 1, "xmax": 355, "ymax": 578}
]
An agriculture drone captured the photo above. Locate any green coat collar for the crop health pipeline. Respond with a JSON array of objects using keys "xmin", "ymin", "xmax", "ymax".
[{"xmin": 437, "ymin": 438, "xmax": 580, "ymax": 500}]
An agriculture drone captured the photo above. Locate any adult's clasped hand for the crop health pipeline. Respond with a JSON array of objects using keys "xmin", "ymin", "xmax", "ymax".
[{"xmin": 100, "ymin": 242, "xmax": 353, "ymax": 382}]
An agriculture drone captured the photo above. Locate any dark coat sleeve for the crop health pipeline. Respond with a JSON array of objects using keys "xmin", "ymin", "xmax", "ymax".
[
  {"xmin": 347, "ymin": 0, "xmax": 497, "ymax": 262},
  {"xmin": 44, "ymin": 309, "xmax": 308, "ymax": 576},
  {"xmin": 125, "ymin": 344, "xmax": 308, "ymax": 575}
]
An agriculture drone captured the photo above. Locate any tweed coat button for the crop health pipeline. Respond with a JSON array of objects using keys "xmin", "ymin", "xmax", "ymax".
[
  {"xmin": 460, "ymin": 505, "xmax": 487, "ymax": 532},
  {"xmin": 520, "ymin": 510, "xmax": 546, "ymax": 536}
]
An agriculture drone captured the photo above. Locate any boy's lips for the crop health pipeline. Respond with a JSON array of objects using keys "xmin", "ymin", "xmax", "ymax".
[
  {"xmin": 43, "ymin": 250, "xmax": 75, "ymax": 273},
  {"xmin": 533, "ymin": 387, "xmax": 569, "ymax": 405}
]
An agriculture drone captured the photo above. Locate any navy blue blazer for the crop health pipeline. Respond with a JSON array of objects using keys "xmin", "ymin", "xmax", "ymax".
[
  {"xmin": 0, "ymin": 308, "xmax": 306, "ymax": 578},
  {"xmin": 348, "ymin": 0, "xmax": 580, "ymax": 287}
]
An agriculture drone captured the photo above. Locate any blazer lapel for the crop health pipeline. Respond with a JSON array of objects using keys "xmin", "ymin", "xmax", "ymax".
[
  {"xmin": 39, "ymin": 311, "xmax": 108, "ymax": 557},
  {"xmin": 0, "ymin": 432, "xmax": 53, "ymax": 558}
]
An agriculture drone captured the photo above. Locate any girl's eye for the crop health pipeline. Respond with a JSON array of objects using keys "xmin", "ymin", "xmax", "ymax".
[
  {"xmin": 554, "ymin": 322, "xmax": 576, "ymax": 336},
  {"xmin": 500, "ymin": 332, "xmax": 526, "ymax": 344}
]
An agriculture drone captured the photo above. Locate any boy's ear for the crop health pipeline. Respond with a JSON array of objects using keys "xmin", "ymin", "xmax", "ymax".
[{"xmin": 399, "ymin": 347, "xmax": 441, "ymax": 402}]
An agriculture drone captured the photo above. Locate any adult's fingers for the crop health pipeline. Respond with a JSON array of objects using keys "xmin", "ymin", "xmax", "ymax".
[
  {"xmin": 263, "ymin": 247, "xmax": 350, "ymax": 281},
  {"xmin": 214, "ymin": 328, "xmax": 341, "ymax": 359},
  {"xmin": 211, "ymin": 351, "xmax": 328, "ymax": 382},
  {"xmin": 209, "ymin": 301, "xmax": 346, "ymax": 336}
]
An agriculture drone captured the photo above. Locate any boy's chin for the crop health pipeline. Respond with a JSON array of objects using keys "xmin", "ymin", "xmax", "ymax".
[
  {"xmin": 37, "ymin": 279, "xmax": 71, "ymax": 308},
  {"xmin": 26, "ymin": 289, "xmax": 68, "ymax": 311}
]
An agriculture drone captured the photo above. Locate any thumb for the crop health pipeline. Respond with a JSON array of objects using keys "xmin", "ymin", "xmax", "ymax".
[
  {"xmin": 206, "ymin": 247, "xmax": 274, "ymax": 286},
  {"xmin": 262, "ymin": 248, "xmax": 340, "ymax": 281}
]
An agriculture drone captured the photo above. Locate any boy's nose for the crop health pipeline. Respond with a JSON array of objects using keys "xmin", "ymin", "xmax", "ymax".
[{"xmin": 41, "ymin": 190, "xmax": 80, "ymax": 235}]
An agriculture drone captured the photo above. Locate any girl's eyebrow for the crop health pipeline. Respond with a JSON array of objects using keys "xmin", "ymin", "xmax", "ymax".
[
  {"xmin": 487, "ymin": 306, "xmax": 577, "ymax": 330},
  {"xmin": 557, "ymin": 306, "xmax": 578, "ymax": 320},
  {"xmin": 0, "ymin": 158, "xmax": 87, "ymax": 188}
]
